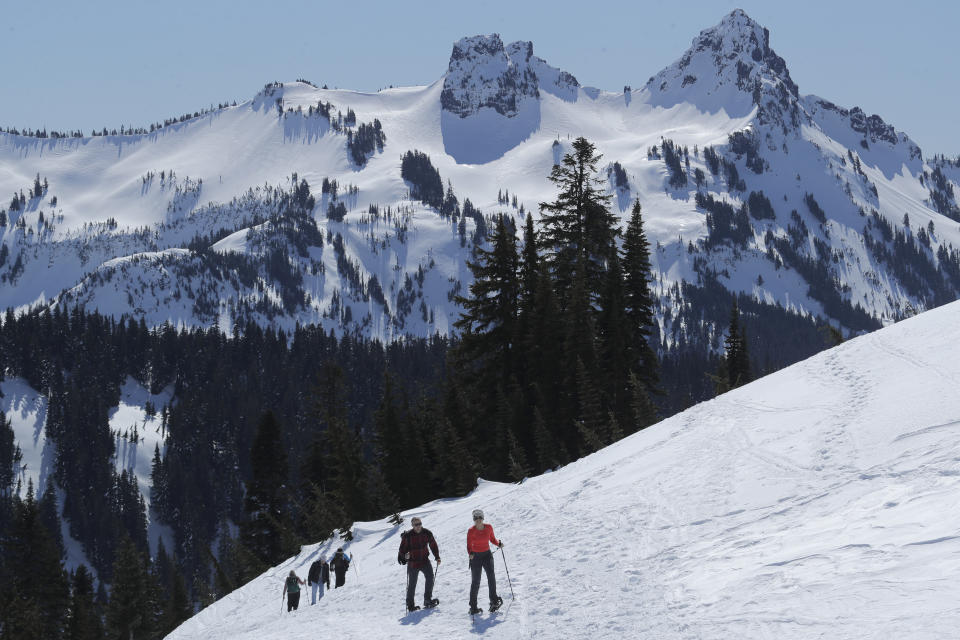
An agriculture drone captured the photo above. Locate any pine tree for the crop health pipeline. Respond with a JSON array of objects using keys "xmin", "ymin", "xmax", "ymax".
[
  {"xmin": 240, "ymin": 411, "xmax": 288, "ymax": 572},
  {"xmin": 453, "ymin": 214, "xmax": 519, "ymax": 384},
  {"xmin": 0, "ymin": 410, "xmax": 22, "ymax": 494},
  {"xmin": 538, "ymin": 136, "xmax": 617, "ymax": 310},
  {"xmin": 723, "ymin": 297, "xmax": 752, "ymax": 390},
  {"xmin": 372, "ymin": 374, "xmax": 406, "ymax": 500},
  {"xmin": 622, "ymin": 199, "xmax": 659, "ymax": 394},
  {"xmin": 106, "ymin": 536, "xmax": 148, "ymax": 640},
  {"xmin": 162, "ymin": 567, "xmax": 192, "ymax": 635},
  {"xmin": 597, "ymin": 250, "xmax": 631, "ymax": 423},
  {"xmin": 67, "ymin": 565, "xmax": 104, "ymax": 640},
  {"xmin": 315, "ymin": 364, "xmax": 370, "ymax": 524}
]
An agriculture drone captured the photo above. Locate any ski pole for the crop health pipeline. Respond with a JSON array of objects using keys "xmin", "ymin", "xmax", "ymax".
[
  {"xmin": 404, "ymin": 567, "xmax": 410, "ymax": 615},
  {"xmin": 281, "ymin": 591, "xmax": 286, "ymax": 614},
  {"xmin": 352, "ymin": 554, "xmax": 360, "ymax": 582},
  {"xmin": 499, "ymin": 546, "xmax": 515, "ymax": 600}
]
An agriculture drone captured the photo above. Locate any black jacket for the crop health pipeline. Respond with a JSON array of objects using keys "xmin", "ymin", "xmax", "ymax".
[
  {"xmin": 308, "ymin": 560, "xmax": 330, "ymax": 586},
  {"xmin": 330, "ymin": 552, "xmax": 350, "ymax": 574}
]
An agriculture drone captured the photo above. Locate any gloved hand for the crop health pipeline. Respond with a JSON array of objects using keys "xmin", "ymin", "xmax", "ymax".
[
  {"xmin": 497, "ymin": 541, "xmax": 504, "ymax": 548},
  {"xmin": 397, "ymin": 551, "xmax": 407, "ymax": 565},
  {"xmin": 435, "ymin": 557, "xmax": 441, "ymax": 564}
]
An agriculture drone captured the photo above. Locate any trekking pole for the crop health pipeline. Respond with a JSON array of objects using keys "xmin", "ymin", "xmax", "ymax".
[
  {"xmin": 352, "ymin": 555, "xmax": 360, "ymax": 582},
  {"xmin": 404, "ymin": 568, "xmax": 410, "ymax": 615},
  {"xmin": 499, "ymin": 546, "xmax": 515, "ymax": 600},
  {"xmin": 281, "ymin": 591, "xmax": 286, "ymax": 614}
]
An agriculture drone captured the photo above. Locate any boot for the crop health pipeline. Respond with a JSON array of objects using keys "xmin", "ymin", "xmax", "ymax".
[
  {"xmin": 489, "ymin": 596, "xmax": 503, "ymax": 612},
  {"xmin": 424, "ymin": 598, "xmax": 439, "ymax": 608},
  {"xmin": 469, "ymin": 605, "xmax": 482, "ymax": 615}
]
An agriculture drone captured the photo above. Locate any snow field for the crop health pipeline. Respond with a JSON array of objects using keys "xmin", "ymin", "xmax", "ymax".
[{"xmin": 170, "ymin": 300, "xmax": 960, "ymax": 639}]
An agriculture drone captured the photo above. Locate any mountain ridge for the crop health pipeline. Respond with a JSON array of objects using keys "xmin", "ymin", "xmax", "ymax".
[{"xmin": 1, "ymin": 9, "xmax": 958, "ymax": 344}]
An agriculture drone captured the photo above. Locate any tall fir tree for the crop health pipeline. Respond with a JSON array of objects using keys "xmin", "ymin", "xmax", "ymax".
[
  {"xmin": 105, "ymin": 536, "xmax": 149, "ymax": 640},
  {"xmin": 315, "ymin": 363, "xmax": 370, "ymax": 526},
  {"xmin": 240, "ymin": 411, "xmax": 289, "ymax": 574},
  {"xmin": 622, "ymin": 199, "xmax": 660, "ymax": 395},
  {"xmin": 453, "ymin": 213, "xmax": 520, "ymax": 384},
  {"xmin": 67, "ymin": 565, "xmax": 104, "ymax": 640},
  {"xmin": 538, "ymin": 136, "xmax": 618, "ymax": 311},
  {"xmin": 723, "ymin": 297, "xmax": 752, "ymax": 390}
]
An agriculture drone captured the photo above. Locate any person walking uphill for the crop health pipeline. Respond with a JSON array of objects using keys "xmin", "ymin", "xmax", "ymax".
[
  {"xmin": 467, "ymin": 509, "xmax": 503, "ymax": 615},
  {"xmin": 398, "ymin": 516, "xmax": 441, "ymax": 612},
  {"xmin": 330, "ymin": 548, "xmax": 352, "ymax": 588},
  {"xmin": 283, "ymin": 570, "xmax": 306, "ymax": 612},
  {"xmin": 307, "ymin": 557, "xmax": 330, "ymax": 605}
]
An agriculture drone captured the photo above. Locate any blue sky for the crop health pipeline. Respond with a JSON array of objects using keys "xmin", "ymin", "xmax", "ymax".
[{"xmin": 4, "ymin": 0, "xmax": 957, "ymax": 156}]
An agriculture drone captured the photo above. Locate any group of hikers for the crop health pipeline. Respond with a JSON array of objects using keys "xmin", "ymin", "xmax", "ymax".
[
  {"xmin": 282, "ymin": 547, "xmax": 352, "ymax": 612},
  {"xmin": 282, "ymin": 509, "xmax": 505, "ymax": 616}
]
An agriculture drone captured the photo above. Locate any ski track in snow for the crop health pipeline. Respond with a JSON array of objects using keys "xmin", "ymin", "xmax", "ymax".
[{"xmin": 168, "ymin": 301, "xmax": 960, "ymax": 639}]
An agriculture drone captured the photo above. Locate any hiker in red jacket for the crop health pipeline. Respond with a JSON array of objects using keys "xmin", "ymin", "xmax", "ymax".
[
  {"xmin": 398, "ymin": 516, "xmax": 441, "ymax": 612},
  {"xmin": 466, "ymin": 509, "xmax": 503, "ymax": 614}
]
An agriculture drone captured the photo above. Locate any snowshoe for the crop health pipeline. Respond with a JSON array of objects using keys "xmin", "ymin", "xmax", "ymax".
[
  {"xmin": 424, "ymin": 599, "xmax": 439, "ymax": 608},
  {"xmin": 489, "ymin": 596, "xmax": 503, "ymax": 612},
  {"xmin": 407, "ymin": 605, "xmax": 421, "ymax": 612},
  {"xmin": 469, "ymin": 606, "xmax": 482, "ymax": 615}
]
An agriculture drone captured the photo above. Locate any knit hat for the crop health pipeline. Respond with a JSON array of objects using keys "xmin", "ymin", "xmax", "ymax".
[{"xmin": 472, "ymin": 509, "xmax": 484, "ymax": 520}]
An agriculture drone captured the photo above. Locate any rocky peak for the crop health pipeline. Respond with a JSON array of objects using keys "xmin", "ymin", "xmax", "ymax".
[
  {"xmin": 645, "ymin": 9, "xmax": 802, "ymax": 130},
  {"xmin": 441, "ymin": 35, "xmax": 579, "ymax": 118}
]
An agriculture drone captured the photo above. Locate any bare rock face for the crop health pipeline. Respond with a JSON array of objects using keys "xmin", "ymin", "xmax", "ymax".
[{"xmin": 441, "ymin": 34, "xmax": 579, "ymax": 119}]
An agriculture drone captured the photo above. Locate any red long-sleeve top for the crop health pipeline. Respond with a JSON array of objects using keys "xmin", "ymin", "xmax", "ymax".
[{"xmin": 467, "ymin": 524, "xmax": 500, "ymax": 553}]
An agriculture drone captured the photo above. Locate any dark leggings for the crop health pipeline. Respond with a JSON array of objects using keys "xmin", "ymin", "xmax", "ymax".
[
  {"xmin": 287, "ymin": 591, "xmax": 300, "ymax": 612},
  {"xmin": 469, "ymin": 551, "xmax": 498, "ymax": 607}
]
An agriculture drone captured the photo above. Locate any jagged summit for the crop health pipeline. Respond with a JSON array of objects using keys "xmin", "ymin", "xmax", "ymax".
[
  {"xmin": 441, "ymin": 34, "xmax": 579, "ymax": 119},
  {"xmin": 645, "ymin": 9, "xmax": 801, "ymax": 128}
]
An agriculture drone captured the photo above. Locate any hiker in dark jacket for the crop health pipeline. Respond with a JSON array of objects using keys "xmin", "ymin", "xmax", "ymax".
[
  {"xmin": 330, "ymin": 548, "xmax": 351, "ymax": 588},
  {"xmin": 283, "ymin": 570, "xmax": 306, "ymax": 612},
  {"xmin": 398, "ymin": 516, "xmax": 441, "ymax": 611},
  {"xmin": 307, "ymin": 557, "xmax": 330, "ymax": 604}
]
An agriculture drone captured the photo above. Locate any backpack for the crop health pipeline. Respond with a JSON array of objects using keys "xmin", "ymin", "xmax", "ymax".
[{"xmin": 286, "ymin": 576, "xmax": 300, "ymax": 594}]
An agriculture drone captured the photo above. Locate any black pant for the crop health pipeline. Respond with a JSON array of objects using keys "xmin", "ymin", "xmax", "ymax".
[
  {"xmin": 469, "ymin": 551, "xmax": 498, "ymax": 608},
  {"xmin": 287, "ymin": 591, "xmax": 300, "ymax": 612},
  {"xmin": 335, "ymin": 569, "xmax": 346, "ymax": 588},
  {"xmin": 406, "ymin": 563, "xmax": 435, "ymax": 608}
]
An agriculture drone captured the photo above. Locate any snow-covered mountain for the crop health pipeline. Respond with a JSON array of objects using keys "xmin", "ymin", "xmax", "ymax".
[
  {"xmin": 2, "ymin": 9, "xmax": 959, "ymax": 341},
  {"xmin": 167, "ymin": 296, "xmax": 960, "ymax": 640}
]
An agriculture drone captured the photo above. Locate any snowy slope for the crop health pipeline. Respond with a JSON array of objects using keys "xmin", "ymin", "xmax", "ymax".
[
  {"xmin": 169, "ymin": 301, "xmax": 960, "ymax": 640},
  {"xmin": 2, "ymin": 11, "xmax": 959, "ymax": 338}
]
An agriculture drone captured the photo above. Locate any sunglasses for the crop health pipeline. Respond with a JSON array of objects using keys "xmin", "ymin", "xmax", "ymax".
[
  {"xmin": 412, "ymin": 522, "xmax": 422, "ymax": 527},
  {"xmin": 473, "ymin": 516, "xmax": 483, "ymax": 521}
]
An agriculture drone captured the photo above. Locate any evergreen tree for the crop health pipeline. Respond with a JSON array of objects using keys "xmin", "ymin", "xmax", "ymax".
[
  {"xmin": 67, "ymin": 565, "xmax": 104, "ymax": 640},
  {"xmin": 538, "ymin": 136, "xmax": 618, "ymax": 310},
  {"xmin": 723, "ymin": 297, "xmax": 752, "ymax": 390},
  {"xmin": 162, "ymin": 567, "xmax": 192, "ymax": 636},
  {"xmin": 453, "ymin": 214, "xmax": 519, "ymax": 383},
  {"xmin": 5, "ymin": 482, "xmax": 71, "ymax": 639},
  {"xmin": 0, "ymin": 411, "xmax": 21, "ymax": 495},
  {"xmin": 240, "ymin": 411, "xmax": 288, "ymax": 573},
  {"xmin": 597, "ymin": 250, "xmax": 631, "ymax": 423},
  {"xmin": 622, "ymin": 199, "xmax": 659, "ymax": 394},
  {"xmin": 372, "ymin": 374, "xmax": 406, "ymax": 500},
  {"xmin": 106, "ymin": 536, "xmax": 149, "ymax": 640},
  {"xmin": 315, "ymin": 364, "xmax": 370, "ymax": 525}
]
